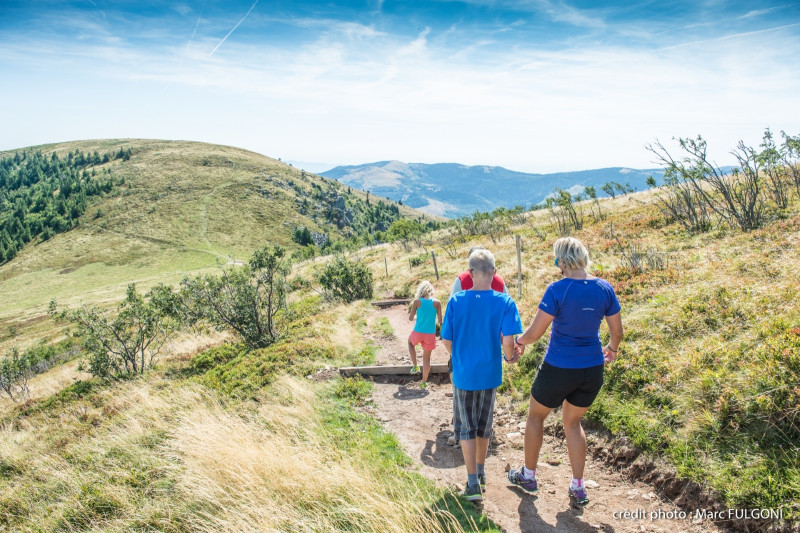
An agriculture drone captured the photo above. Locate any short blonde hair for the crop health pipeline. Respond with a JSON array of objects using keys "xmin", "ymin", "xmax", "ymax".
[
  {"xmin": 415, "ymin": 280, "xmax": 434, "ymax": 300},
  {"xmin": 553, "ymin": 237, "xmax": 589, "ymax": 270},
  {"xmin": 468, "ymin": 248, "xmax": 496, "ymax": 275}
]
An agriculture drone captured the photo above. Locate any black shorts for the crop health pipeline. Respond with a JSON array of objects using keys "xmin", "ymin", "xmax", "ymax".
[{"xmin": 531, "ymin": 361, "xmax": 604, "ymax": 408}]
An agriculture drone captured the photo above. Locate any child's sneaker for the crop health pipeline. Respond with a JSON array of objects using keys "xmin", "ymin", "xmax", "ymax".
[
  {"xmin": 478, "ymin": 473, "xmax": 486, "ymax": 490},
  {"xmin": 569, "ymin": 486, "xmax": 589, "ymax": 506},
  {"xmin": 409, "ymin": 365, "xmax": 421, "ymax": 374},
  {"xmin": 461, "ymin": 482, "xmax": 482, "ymax": 502},
  {"xmin": 420, "ymin": 381, "xmax": 428, "ymax": 389},
  {"xmin": 507, "ymin": 466, "xmax": 538, "ymax": 493}
]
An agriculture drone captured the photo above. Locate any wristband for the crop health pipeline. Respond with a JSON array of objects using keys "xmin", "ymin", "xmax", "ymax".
[
  {"xmin": 606, "ymin": 345, "xmax": 618, "ymax": 353},
  {"xmin": 514, "ymin": 337, "xmax": 524, "ymax": 346}
]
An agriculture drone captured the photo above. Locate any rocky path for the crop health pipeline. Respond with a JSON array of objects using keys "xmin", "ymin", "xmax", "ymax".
[{"xmin": 366, "ymin": 304, "xmax": 727, "ymax": 533}]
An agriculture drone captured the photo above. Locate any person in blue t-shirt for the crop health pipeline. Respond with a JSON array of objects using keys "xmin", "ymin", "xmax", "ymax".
[
  {"xmin": 507, "ymin": 237, "xmax": 623, "ymax": 507},
  {"xmin": 441, "ymin": 248, "xmax": 523, "ymax": 503}
]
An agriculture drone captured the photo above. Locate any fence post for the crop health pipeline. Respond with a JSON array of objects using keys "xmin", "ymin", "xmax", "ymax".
[
  {"xmin": 431, "ymin": 250, "xmax": 439, "ymax": 280},
  {"xmin": 516, "ymin": 235, "xmax": 522, "ymax": 300},
  {"xmin": 385, "ymin": 257, "xmax": 388, "ymax": 279},
  {"xmin": 409, "ymin": 258, "xmax": 412, "ymax": 273}
]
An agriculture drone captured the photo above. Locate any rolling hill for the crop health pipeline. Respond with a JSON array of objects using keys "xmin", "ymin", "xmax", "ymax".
[
  {"xmin": 321, "ymin": 161, "xmax": 660, "ymax": 218},
  {"xmin": 0, "ymin": 139, "xmax": 430, "ymax": 347}
]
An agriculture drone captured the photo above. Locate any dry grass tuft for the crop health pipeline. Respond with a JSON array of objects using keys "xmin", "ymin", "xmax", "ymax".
[{"xmin": 168, "ymin": 376, "xmax": 467, "ymax": 533}]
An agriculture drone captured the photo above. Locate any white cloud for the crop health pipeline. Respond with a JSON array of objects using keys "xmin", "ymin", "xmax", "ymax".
[
  {"xmin": 1, "ymin": 9, "xmax": 799, "ymax": 172},
  {"xmin": 398, "ymin": 28, "xmax": 431, "ymax": 56},
  {"xmin": 739, "ymin": 7, "xmax": 780, "ymax": 19},
  {"xmin": 174, "ymin": 4, "xmax": 193, "ymax": 17}
]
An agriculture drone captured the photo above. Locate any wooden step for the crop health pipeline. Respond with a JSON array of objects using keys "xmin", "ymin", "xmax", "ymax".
[
  {"xmin": 339, "ymin": 364, "xmax": 450, "ymax": 376},
  {"xmin": 370, "ymin": 299, "xmax": 411, "ymax": 308}
]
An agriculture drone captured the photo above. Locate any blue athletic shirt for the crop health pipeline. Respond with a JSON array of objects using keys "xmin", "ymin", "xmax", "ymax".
[
  {"xmin": 413, "ymin": 298, "xmax": 437, "ymax": 334},
  {"xmin": 538, "ymin": 277, "xmax": 621, "ymax": 369},
  {"xmin": 441, "ymin": 290, "xmax": 523, "ymax": 391}
]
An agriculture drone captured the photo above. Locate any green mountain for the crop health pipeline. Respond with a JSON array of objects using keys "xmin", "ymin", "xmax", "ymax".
[{"xmin": 0, "ymin": 139, "xmax": 427, "ymax": 320}]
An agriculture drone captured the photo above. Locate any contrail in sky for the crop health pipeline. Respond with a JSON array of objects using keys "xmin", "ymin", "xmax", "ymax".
[{"xmin": 208, "ymin": 0, "xmax": 260, "ymax": 57}]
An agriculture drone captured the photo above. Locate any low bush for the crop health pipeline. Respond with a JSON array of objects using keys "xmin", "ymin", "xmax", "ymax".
[{"xmin": 318, "ymin": 254, "xmax": 374, "ymax": 303}]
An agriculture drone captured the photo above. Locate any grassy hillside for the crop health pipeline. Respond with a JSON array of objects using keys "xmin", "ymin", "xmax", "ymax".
[
  {"xmin": 344, "ymin": 187, "xmax": 800, "ymax": 523},
  {"xmin": 0, "ymin": 139, "xmax": 432, "ymax": 351},
  {"xmin": 0, "ymin": 297, "xmax": 495, "ymax": 532},
  {"xmin": 1, "ymin": 138, "xmax": 797, "ymax": 530}
]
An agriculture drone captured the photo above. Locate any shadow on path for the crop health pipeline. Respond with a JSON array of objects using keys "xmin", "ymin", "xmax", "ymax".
[
  {"xmin": 420, "ymin": 429, "xmax": 464, "ymax": 470},
  {"xmin": 515, "ymin": 494, "xmax": 617, "ymax": 533}
]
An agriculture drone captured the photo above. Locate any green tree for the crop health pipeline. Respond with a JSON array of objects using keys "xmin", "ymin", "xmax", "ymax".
[
  {"xmin": 51, "ymin": 284, "xmax": 175, "ymax": 378},
  {"xmin": 293, "ymin": 226, "xmax": 314, "ymax": 246},
  {"xmin": 759, "ymin": 129, "xmax": 790, "ymax": 210},
  {"xmin": 0, "ymin": 348, "xmax": 31, "ymax": 400},
  {"xmin": 386, "ymin": 218, "xmax": 424, "ymax": 251},
  {"xmin": 648, "ymin": 135, "xmax": 766, "ymax": 232},
  {"xmin": 178, "ymin": 245, "xmax": 289, "ymax": 348},
  {"xmin": 601, "ymin": 182, "xmax": 619, "ymax": 199},
  {"xmin": 318, "ymin": 255, "xmax": 374, "ymax": 303}
]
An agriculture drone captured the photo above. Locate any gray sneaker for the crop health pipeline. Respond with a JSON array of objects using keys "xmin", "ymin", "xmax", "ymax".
[
  {"xmin": 507, "ymin": 467, "xmax": 538, "ymax": 493},
  {"xmin": 462, "ymin": 482, "xmax": 483, "ymax": 502}
]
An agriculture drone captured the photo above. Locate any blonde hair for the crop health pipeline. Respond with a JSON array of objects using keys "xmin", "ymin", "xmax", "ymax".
[
  {"xmin": 415, "ymin": 280, "xmax": 434, "ymax": 300},
  {"xmin": 553, "ymin": 237, "xmax": 590, "ymax": 270},
  {"xmin": 468, "ymin": 248, "xmax": 496, "ymax": 275}
]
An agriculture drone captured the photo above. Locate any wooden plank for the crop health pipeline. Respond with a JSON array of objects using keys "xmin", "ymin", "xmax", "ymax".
[
  {"xmin": 370, "ymin": 299, "xmax": 411, "ymax": 308},
  {"xmin": 339, "ymin": 364, "xmax": 450, "ymax": 376}
]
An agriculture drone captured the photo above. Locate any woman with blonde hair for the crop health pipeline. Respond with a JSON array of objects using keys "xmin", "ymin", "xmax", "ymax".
[
  {"xmin": 408, "ymin": 280, "xmax": 442, "ymax": 389},
  {"xmin": 508, "ymin": 237, "xmax": 623, "ymax": 506}
]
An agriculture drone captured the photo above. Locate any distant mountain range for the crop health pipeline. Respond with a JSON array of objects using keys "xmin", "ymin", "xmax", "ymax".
[{"xmin": 320, "ymin": 161, "xmax": 663, "ymax": 218}]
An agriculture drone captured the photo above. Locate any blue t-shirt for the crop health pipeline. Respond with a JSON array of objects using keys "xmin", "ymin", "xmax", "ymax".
[
  {"xmin": 441, "ymin": 290, "xmax": 523, "ymax": 391},
  {"xmin": 538, "ymin": 277, "xmax": 621, "ymax": 369}
]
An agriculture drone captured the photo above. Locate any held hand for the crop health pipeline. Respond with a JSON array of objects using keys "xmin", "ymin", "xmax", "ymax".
[
  {"xmin": 603, "ymin": 345, "xmax": 618, "ymax": 363},
  {"xmin": 514, "ymin": 343, "xmax": 525, "ymax": 357}
]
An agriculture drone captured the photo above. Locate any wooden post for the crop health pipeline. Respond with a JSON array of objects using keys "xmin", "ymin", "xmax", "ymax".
[
  {"xmin": 431, "ymin": 250, "xmax": 439, "ymax": 280},
  {"xmin": 409, "ymin": 258, "xmax": 412, "ymax": 273},
  {"xmin": 384, "ymin": 257, "xmax": 388, "ymax": 279},
  {"xmin": 516, "ymin": 235, "xmax": 522, "ymax": 300}
]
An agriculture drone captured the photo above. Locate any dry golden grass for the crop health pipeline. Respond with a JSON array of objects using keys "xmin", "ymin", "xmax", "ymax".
[
  {"xmin": 168, "ymin": 377, "xmax": 469, "ymax": 533},
  {"xmin": 0, "ymin": 372, "xmax": 480, "ymax": 532}
]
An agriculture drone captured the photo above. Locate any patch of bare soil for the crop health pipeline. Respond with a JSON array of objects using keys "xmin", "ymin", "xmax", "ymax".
[{"xmin": 364, "ymin": 304, "xmax": 742, "ymax": 533}]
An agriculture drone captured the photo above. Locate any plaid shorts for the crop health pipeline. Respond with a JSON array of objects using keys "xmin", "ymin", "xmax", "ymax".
[{"xmin": 452, "ymin": 386, "xmax": 496, "ymax": 441}]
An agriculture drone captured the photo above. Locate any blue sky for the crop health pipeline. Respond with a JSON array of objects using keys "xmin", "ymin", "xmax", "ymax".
[{"xmin": 1, "ymin": 1, "xmax": 798, "ymax": 172}]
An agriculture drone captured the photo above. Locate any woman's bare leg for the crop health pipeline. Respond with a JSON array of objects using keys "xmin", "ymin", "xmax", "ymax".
[
  {"xmin": 561, "ymin": 400, "xmax": 591, "ymax": 480},
  {"xmin": 523, "ymin": 398, "xmax": 553, "ymax": 470}
]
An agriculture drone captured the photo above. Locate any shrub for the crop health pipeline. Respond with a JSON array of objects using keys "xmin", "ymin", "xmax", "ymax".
[
  {"xmin": 318, "ymin": 255, "xmax": 374, "ymax": 303},
  {"xmin": 409, "ymin": 253, "xmax": 428, "ymax": 267},
  {"xmin": 51, "ymin": 284, "xmax": 176, "ymax": 378},
  {"xmin": 176, "ymin": 245, "xmax": 290, "ymax": 349},
  {"xmin": 0, "ymin": 348, "xmax": 30, "ymax": 400}
]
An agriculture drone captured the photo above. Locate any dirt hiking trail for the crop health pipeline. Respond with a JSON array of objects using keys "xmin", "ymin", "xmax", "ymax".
[{"xmin": 365, "ymin": 304, "xmax": 728, "ymax": 533}]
